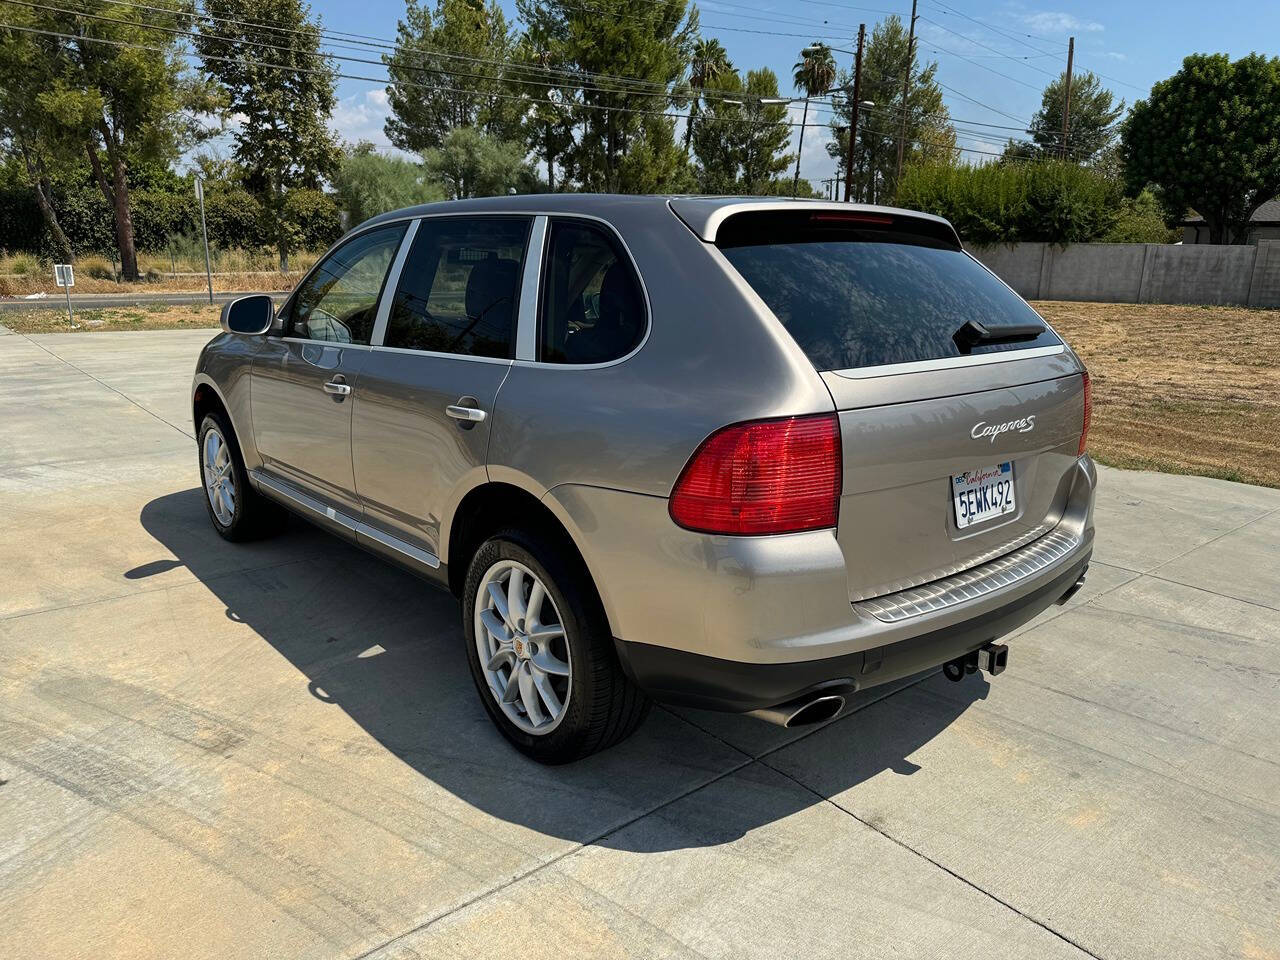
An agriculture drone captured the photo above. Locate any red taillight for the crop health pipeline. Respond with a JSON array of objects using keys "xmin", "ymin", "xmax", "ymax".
[
  {"xmin": 669, "ymin": 414, "xmax": 842, "ymax": 535},
  {"xmin": 1078, "ymin": 370, "xmax": 1092, "ymax": 456}
]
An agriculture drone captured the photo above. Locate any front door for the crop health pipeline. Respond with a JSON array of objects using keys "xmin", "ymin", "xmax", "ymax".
[
  {"xmin": 352, "ymin": 216, "xmax": 534, "ymax": 561},
  {"xmin": 252, "ymin": 223, "xmax": 408, "ymax": 517}
]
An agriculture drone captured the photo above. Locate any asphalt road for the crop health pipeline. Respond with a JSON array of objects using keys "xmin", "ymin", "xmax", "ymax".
[
  {"xmin": 0, "ymin": 290, "xmax": 287, "ymax": 312},
  {"xmin": 1, "ymin": 327, "xmax": 1277, "ymax": 960}
]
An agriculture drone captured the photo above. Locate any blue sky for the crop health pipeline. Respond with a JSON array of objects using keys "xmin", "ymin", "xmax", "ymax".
[{"xmin": 311, "ymin": 0, "xmax": 1280, "ymax": 185}]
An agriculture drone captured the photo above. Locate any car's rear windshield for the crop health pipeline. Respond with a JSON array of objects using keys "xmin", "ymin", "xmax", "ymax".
[{"xmin": 716, "ymin": 213, "xmax": 1060, "ymax": 372}]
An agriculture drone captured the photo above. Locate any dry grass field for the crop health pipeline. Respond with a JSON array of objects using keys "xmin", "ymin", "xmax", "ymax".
[
  {"xmin": 0, "ymin": 249, "xmax": 318, "ymax": 296},
  {"xmin": 4, "ymin": 299, "xmax": 1275, "ymax": 488},
  {"xmin": 1, "ymin": 303, "xmax": 223, "ymax": 333},
  {"xmin": 1036, "ymin": 301, "xmax": 1280, "ymax": 488}
]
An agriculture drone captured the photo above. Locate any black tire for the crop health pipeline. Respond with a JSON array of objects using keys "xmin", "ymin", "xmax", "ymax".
[
  {"xmin": 462, "ymin": 528, "xmax": 651, "ymax": 764},
  {"xmin": 197, "ymin": 412, "xmax": 285, "ymax": 542}
]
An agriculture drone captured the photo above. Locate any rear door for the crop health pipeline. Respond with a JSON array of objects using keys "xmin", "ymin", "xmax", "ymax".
[
  {"xmin": 351, "ymin": 215, "xmax": 535, "ymax": 566},
  {"xmin": 710, "ymin": 209, "xmax": 1087, "ymax": 602},
  {"xmin": 252, "ymin": 222, "xmax": 408, "ymax": 517}
]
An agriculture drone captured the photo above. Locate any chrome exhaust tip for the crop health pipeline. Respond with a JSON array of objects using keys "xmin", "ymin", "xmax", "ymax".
[{"xmin": 747, "ymin": 693, "xmax": 846, "ymax": 728}]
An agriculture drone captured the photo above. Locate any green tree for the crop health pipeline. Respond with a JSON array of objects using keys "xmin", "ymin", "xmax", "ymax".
[
  {"xmin": 692, "ymin": 68, "xmax": 793, "ymax": 194},
  {"xmin": 330, "ymin": 141, "xmax": 443, "ymax": 226},
  {"xmin": 827, "ymin": 15, "xmax": 956, "ymax": 203},
  {"xmin": 684, "ymin": 37, "xmax": 732, "ymax": 154},
  {"xmin": 1123, "ymin": 53, "xmax": 1280, "ymax": 245},
  {"xmin": 8, "ymin": 0, "xmax": 208, "ymax": 278},
  {"xmin": 520, "ymin": 0, "xmax": 696, "ymax": 192},
  {"xmin": 195, "ymin": 0, "xmax": 341, "ymax": 270},
  {"xmin": 384, "ymin": 0, "xmax": 520, "ymax": 154},
  {"xmin": 1015, "ymin": 71, "xmax": 1124, "ymax": 162},
  {"xmin": 422, "ymin": 127, "xmax": 541, "ymax": 199},
  {"xmin": 511, "ymin": 36, "xmax": 576, "ymax": 191},
  {"xmin": 791, "ymin": 41, "xmax": 836, "ymax": 196},
  {"xmin": 1102, "ymin": 189, "xmax": 1178, "ymax": 243},
  {"xmin": 0, "ymin": 22, "xmax": 78, "ymax": 261}
]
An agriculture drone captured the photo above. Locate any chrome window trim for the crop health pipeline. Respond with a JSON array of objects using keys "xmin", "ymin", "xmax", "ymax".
[
  {"xmin": 369, "ymin": 218, "xmax": 421, "ymax": 347},
  {"xmin": 513, "ymin": 212, "xmax": 653, "ymax": 371},
  {"xmin": 366, "ymin": 344, "xmax": 513, "ymax": 366},
  {"xmin": 515, "ymin": 216, "xmax": 548, "ymax": 361},
  {"xmin": 280, "ymin": 337, "xmax": 375, "ymax": 352},
  {"xmin": 253, "ymin": 469, "xmax": 441, "ymax": 568},
  {"xmin": 829, "ymin": 345, "xmax": 1066, "ymax": 380}
]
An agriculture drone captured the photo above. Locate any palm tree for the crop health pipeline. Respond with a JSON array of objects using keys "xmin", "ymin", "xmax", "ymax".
[
  {"xmin": 792, "ymin": 42, "xmax": 837, "ymax": 195},
  {"xmin": 685, "ymin": 38, "xmax": 732, "ymax": 155}
]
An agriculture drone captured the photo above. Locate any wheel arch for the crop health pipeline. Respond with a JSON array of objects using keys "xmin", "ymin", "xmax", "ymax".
[{"xmin": 445, "ymin": 480, "xmax": 618, "ymax": 639}]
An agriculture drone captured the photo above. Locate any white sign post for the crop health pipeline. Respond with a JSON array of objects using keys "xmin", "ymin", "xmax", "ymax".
[
  {"xmin": 54, "ymin": 263, "xmax": 75, "ymax": 325},
  {"xmin": 195, "ymin": 177, "xmax": 214, "ymax": 304}
]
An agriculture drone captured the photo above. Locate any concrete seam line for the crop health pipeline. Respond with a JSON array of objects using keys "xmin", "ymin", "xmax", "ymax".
[
  {"xmin": 349, "ymin": 675, "xmax": 941, "ymax": 959},
  {"xmin": 1146, "ymin": 506, "xmax": 1280, "ymax": 576},
  {"xmin": 757, "ymin": 757, "xmax": 1108, "ymax": 960},
  {"xmin": 1138, "ymin": 573, "xmax": 1280, "ymax": 614},
  {"xmin": 345, "ymin": 758, "xmax": 757, "ymax": 960},
  {"xmin": 11, "ymin": 330, "xmax": 195, "ymax": 440}
]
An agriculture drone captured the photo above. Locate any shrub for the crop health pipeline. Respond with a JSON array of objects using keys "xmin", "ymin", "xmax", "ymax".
[{"xmin": 896, "ymin": 160, "xmax": 1123, "ymax": 245}]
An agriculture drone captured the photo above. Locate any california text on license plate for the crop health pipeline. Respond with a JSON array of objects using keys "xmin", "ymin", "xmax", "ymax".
[{"xmin": 953, "ymin": 462, "xmax": 1016, "ymax": 529}]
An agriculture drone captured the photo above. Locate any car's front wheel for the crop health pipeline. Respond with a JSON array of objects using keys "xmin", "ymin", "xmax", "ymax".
[
  {"xmin": 197, "ymin": 412, "xmax": 284, "ymax": 542},
  {"xmin": 462, "ymin": 529, "xmax": 650, "ymax": 763}
]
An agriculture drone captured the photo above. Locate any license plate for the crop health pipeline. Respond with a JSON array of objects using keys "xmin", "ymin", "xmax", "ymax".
[{"xmin": 952, "ymin": 462, "xmax": 1016, "ymax": 529}]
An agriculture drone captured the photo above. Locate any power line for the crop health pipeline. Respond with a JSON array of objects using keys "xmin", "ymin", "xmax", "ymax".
[{"xmin": 921, "ymin": 0, "xmax": 1067, "ymax": 57}]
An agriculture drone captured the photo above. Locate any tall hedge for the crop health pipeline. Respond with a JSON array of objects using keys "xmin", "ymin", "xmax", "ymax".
[
  {"xmin": 896, "ymin": 160, "xmax": 1124, "ymax": 245},
  {"xmin": 0, "ymin": 182, "xmax": 341, "ymax": 258}
]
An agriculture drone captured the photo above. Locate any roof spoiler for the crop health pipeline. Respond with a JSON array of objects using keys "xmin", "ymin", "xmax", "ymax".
[{"xmin": 668, "ymin": 197, "xmax": 962, "ymax": 250}]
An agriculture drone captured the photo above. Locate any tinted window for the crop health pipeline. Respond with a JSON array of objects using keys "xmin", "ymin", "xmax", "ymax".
[
  {"xmin": 718, "ymin": 221, "xmax": 1060, "ymax": 371},
  {"xmin": 286, "ymin": 224, "xmax": 406, "ymax": 344},
  {"xmin": 539, "ymin": 220, "xmax": 645, "ymax": 364},
  {"xmin": 385, "ymin": 217, "xmax": 531, "ymax": 358}
]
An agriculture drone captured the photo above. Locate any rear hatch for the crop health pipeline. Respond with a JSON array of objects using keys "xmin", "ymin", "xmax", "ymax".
[{"xmin": 702, "ymin": 205, "xmax": 1087, "ymax": 602}]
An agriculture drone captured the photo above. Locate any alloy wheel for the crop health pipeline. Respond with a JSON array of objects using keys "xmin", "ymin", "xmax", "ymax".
[
  {"xmin": 474, "ymin": 560, "xmax": 572, "ymax": 735},
  {"xmin": 202, "ymin": 427, "xmax": 236, "ymax": 527}
]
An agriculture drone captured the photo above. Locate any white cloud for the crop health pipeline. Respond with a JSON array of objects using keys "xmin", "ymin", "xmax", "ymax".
[
  {"xmin": 1101, "ymin": 51, "xmax": 1127, "ymax": 61},
  {"xmin": 1020, "ymin": 11, "xmax": 1104, "ymax": 34},
  {"xmin": 329, "ymin": 88, "xmax": 414, "ymax": 156}
]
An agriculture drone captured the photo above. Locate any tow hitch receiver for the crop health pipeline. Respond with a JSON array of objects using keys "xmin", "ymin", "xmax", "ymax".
[{"xmin": 943, "ymin": 642, "xmax": 1009, "ymax": 682}]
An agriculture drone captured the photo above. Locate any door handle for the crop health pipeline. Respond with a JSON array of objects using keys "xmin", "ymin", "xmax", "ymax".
[
  {"xmin": 323, "ymin": 379, "xmax": 352, "ymax": 396},
  {"xmin": 445, "ymin": 404, "xmax": 487, "ymax": 423}
]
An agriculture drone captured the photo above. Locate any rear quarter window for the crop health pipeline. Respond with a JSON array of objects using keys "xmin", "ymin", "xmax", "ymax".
[{"xmin": 716, "ymin": 213, "xmax": 1060, "ymax": 371}]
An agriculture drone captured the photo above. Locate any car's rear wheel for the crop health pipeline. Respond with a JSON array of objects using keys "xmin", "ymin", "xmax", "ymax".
[
  {"xmin": 462, "ymin": 529, "xmax": 650, "ymax": 763},
  {"xmin": 198, "ymin": 412, "xmax": 284, "ymax": 542}
]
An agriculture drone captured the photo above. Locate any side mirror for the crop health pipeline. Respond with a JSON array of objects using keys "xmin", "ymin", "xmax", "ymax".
[{"xmin": 220, "ymin": 294, "xmax": 275, "ymax": 335}]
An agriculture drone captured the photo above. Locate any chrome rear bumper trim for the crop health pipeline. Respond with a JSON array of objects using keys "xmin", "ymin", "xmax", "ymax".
[{"xmin": 855, "ymin": 528, "xmax": 1083, "ymax": 623}]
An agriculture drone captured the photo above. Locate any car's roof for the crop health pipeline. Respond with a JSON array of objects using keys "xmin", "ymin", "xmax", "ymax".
[{"xmin": 358, "ymin": 194, "xmax": 958, "ymax": 246}]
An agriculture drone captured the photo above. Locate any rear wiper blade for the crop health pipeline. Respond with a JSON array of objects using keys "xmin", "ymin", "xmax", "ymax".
[{"xmin": 953, "ymin": 318, "xmax": 1045, "ymax": 352}]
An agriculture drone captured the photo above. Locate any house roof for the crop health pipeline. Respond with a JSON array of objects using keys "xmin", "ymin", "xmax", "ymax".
[{"xmin": 1181, "ymin": 198, "xmax": 1280, "ymax": 225}]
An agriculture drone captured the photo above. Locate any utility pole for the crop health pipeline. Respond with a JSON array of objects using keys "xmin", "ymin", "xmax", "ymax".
[
  {"xmin": 844, "ymin": 23, "xmax": 866, "ymax": 203},
  {"xmin": 895, "ymin": 0, "xmax": 918, "ymax": 183},
  {"xmin": 1061, "ymin": 36, "xmax": 1075, "ymax": 159},
  {"xmin": 195, "ymin": 176, "xmax": 213, "ymax": 305}
]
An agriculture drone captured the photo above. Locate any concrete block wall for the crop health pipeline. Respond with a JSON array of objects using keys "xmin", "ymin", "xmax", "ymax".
[{"xmin": 967, "ymin": 240, "xmax": 1280, "ymax": 308}]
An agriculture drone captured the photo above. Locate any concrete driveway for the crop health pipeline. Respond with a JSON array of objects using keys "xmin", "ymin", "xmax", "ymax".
[{"xmin": 1, "ymin": 328, "xmax": 1277, "ymax": 960}]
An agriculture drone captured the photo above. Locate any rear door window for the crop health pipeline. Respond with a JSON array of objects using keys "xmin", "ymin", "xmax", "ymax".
[
  {"xmin": 538, "ymin": 219, "xmax": 646, "ymax": 364},
  {"xmin": 716, "ymin": 213, "xmax": 1060, "ymax": 372},
  {"xmin": 384, "ymin": 217, "xmax": 531, "ymax": 359}
]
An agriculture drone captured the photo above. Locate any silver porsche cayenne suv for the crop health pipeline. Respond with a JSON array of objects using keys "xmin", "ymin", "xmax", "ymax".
[{"xmin": 192, "ymin": 195, "xmax": 1096, "ymax": 763}]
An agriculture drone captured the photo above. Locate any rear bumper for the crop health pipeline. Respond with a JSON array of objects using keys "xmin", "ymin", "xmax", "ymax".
[{"xmin": 616, "ymin": 550, "xmax": 1090, "ymax": 712}]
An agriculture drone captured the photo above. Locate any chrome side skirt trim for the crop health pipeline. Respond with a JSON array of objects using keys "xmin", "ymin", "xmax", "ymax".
[
  {"xmin": 251, "ymin": 470, "xmax": 441, "ymax": 569},
  {"xmin": 356, "ymin": 522, "xmax": 441, "ymax": 569},
  {"xmin": 855, "ymin": 528, "xmax": 1083, "ymax": 623}
]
